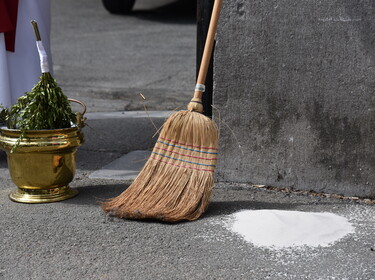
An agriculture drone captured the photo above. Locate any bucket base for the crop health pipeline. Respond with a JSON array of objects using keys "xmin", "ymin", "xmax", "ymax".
[{"xmin": 9, "ymin": 186, "xmax": 78, "ymax": 204}]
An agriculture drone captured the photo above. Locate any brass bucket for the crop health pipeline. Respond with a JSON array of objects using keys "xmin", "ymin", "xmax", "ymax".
[{"xmin": 0, "ymin": 99, "xmax": 85, "ymax": 203}]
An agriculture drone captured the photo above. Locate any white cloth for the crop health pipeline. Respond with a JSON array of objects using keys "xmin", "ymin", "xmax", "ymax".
[{"xmin": 0, "ymin": 0, "xmax": 51, "ymax": 107}]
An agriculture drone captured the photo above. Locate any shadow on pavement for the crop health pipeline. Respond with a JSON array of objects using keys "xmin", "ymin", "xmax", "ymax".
[
  {"xmin": 0, "ymin": 151, "xmax": 8, "ymax": 168},
  {"xmin": 64, "ymin": 183, "xmax": 130, "ymax": 206},
  {"xmin": 130, "ymin": 0, "xmax": 196, "ymax": 24},
  {"xmin": 204, "ymin": 200, "xmax": 304, "ymax": 219}
]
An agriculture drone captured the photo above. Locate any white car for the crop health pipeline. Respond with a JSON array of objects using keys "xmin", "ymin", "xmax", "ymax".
[{"xmin": 102, "ymin": 0, "xmax": 136, "ymax": 14}]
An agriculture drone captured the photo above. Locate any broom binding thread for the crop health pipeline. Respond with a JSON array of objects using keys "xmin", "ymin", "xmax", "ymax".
[
  {"xmin": 151, "ymin": 136, "xmax": 217, "ymax": 172},
  {"xmin": 159, "ymin": 136, "xmax": 218, "ymax": 150},
  {"xmin": 195, "ymin": 83, "xmax": 206, "ymax": 92}
]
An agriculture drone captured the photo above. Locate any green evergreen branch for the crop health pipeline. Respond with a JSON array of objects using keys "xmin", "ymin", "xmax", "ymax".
[{"xmin": 0, "ymin": 73, "xmax": 78, "ymax": 152}]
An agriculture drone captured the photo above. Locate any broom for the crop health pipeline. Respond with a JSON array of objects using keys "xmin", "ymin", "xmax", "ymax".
[{"xmin": 102, "ymin": 0, "xmax": 223, "ymax": 222}]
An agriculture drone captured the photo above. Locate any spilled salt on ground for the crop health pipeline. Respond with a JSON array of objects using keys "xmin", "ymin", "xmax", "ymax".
[{"xmin": 230, "ymin": 210, "xmax": 354, "ymax": 249}]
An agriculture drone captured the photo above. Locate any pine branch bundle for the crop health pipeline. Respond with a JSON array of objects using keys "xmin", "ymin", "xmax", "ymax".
[{"xmin": 7, "ymin": 72, "xmax": 75, "ymax": 130}]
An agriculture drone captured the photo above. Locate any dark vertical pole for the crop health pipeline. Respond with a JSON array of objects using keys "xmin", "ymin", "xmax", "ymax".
[{"xmin": 197, "ymin": 0, "xmax": 214, "ymax": 117}]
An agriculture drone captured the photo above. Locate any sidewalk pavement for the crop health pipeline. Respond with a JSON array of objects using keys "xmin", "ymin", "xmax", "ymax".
[{"xmin": 0, "ymin": 111, "xmax": 374, "ymax": 280}]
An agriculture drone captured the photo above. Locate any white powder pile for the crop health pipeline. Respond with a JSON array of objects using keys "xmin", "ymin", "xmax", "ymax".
[{"xmin": 231, "ymin": 210, "xmax": 354, "ymax": 249}]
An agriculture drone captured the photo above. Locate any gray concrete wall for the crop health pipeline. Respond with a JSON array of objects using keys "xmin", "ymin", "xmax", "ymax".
[{"xmin": 214, "ymin": 0, "xmax": 375, "ymax": 197}]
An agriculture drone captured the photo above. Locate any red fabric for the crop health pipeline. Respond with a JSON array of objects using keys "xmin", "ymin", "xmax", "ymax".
[{"xmin": 0, "ymin": 0, "xmax": 19, "ymax": 52}]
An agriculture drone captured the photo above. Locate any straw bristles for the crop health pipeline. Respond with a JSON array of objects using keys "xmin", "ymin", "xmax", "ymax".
[{"xmin": 101, "ymin": 110, "xmax": 219, "ymax": 222}]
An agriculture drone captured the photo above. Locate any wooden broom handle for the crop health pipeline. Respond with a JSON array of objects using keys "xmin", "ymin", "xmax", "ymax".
[
  {"xmin": 188, "ymin": 0, "xmax": 223, "ymax": 112},
  {"xmin": 31, "ymin": 20, "xmax": 42, "ymax": 41}
]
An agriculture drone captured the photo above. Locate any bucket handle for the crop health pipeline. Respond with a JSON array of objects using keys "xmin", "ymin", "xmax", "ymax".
[{"xmin": 68, "ymin": 98, "xmax": 86, "ymax": 128}]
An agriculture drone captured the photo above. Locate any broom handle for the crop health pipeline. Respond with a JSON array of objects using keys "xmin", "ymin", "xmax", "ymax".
[
  {"xmin": 31, "ymin": 20, "xmax": 50, "ymax": 73},
  {"xmin": 188, "ymin": 0, "xmax": 223, "ymax": 112},
  {"xmin": 31, "ymin": 20, "xmax": 42, "ymax": 41}
]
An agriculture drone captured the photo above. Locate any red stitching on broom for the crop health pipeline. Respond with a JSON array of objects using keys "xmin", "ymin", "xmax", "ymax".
[
  {"xmin": 151, "ymin": 156, "xmax": 215, "ymax": 172},
  {"xmin": 153, "ymin": 147, "xmax": 217, "ymax": 161},
  {"xmin": 159, "ymin": 137, "xmax": 218, "ymax": 150}
]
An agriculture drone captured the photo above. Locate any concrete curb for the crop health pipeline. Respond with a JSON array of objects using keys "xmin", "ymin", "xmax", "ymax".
[
  {"xmin": 89, "ymin": 150, "xmax": 150, "ymax": 180},
  {"xmin": 82, "ymin": 111, "xmax": 172, "ymax": 154}
]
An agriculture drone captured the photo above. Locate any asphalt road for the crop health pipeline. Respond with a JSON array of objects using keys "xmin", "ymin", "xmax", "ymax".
[
  {"xmin": 1, "ymin": 175, "xmax": 375, "ymax": 280},
  {"xmin": 51, "ymin": 0, "xmax": 196, "ymax": 112}
]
